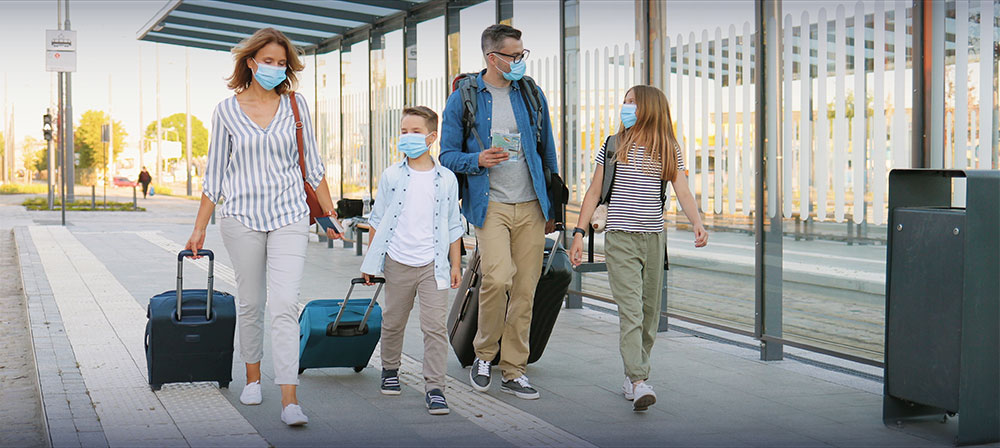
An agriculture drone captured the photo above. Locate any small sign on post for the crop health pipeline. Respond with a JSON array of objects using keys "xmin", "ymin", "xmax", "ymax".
[{"xmin": 46, "ymin": 29, "xmax": 77, "ymax": 73}]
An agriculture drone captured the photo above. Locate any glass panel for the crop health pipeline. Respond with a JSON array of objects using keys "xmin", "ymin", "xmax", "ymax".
[
  {"xmin": 371, "ymin": 29, "xmax": 405, "ymax": 192},
  {"xmin": 515, "ymin": 1, "xmax": 564, "ymax": 172},
  {"xmin": 342, "ymin": 40, "xmax": 371, "ymax": 199},
  {"xmin": 460, "ymin": 1, "xmax": 496, "ymax": 74},
  {"xmin": 316, "ymin": 50, "xmax": 342, "ymax": 198},
  {"xmin": 416, "ymin": 16, "xmax": 447, "ymax": 154}
]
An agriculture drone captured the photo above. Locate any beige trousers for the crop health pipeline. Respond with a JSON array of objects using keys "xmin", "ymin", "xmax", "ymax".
[
  {"xmin": 380, "ymin": 256, "xmax": 450, "ymax": 392},
  {"xmin": 473, "ymin": 200, "xmax": 545, "ymax": 380}
]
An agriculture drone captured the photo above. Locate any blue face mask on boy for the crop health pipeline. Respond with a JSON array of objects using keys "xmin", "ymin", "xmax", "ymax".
[
  {"xmin": 620, "ymin": 104, "xmax": 638, "ymax": 129},
  {"xmin": 398, "ymin": 133, "xmax": 429, "ymax": 159},
  {"xmin": 252, "ymin": 58, "xmax": 287, "ymax": 91}
]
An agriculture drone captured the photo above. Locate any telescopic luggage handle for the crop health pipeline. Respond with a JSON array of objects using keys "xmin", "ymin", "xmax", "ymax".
[
  {"xmin": 543, "ymin": 223, "xmax": 566, "ymax": 276},
  {"xmin": 329, "ymin": 277, "xmax": 385, "ymax": 333},
  {"xmin": 177, "ymin": 249, "xmax": 215, "ymax": 321}
]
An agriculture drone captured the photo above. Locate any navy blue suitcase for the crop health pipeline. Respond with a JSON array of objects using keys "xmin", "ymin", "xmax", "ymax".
[
  {"xmin": 299, "ymin": 277, "xmax": 384, "ymax": 374},
  {"xmin": 145, "ymin": 249, "xmax": 236, "ymax": 391}
]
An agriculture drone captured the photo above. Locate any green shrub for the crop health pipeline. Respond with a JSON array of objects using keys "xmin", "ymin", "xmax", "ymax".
[
  {"xmin": 22, "ymin": 197, "xmax": 144, "ymax": 212},
  {"xmin": 0, "ymin": 183, "xmax": 50, "ymax": 194}
]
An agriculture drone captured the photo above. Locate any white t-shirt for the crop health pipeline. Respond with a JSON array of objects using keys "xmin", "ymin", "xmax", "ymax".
[{"xmin": 387, "ymin": 167, "xmax": 436, "ymax": 267}]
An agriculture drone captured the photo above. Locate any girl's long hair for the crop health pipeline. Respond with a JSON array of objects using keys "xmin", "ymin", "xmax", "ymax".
[{"xmin": 614, "ymin": 85, "xmax": 680, "ymax": 182}]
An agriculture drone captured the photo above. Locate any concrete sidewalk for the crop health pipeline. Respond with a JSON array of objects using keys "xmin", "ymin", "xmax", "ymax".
[{"xmin": 2, "ymin": 192, "xmax": 989, "ymax": 447}]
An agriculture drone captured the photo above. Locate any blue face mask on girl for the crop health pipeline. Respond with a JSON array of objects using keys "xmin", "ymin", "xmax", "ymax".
[
  {"xmin": 620, "ymin": 104, "xmax": 638, "ymax": 129},
  {"xmin": 252, "ymin": 58, "xmax": 287, "ymax": 91},
  {"xmin": 398, "ymin": 133, "xmax": 429, "ymax": 159}
]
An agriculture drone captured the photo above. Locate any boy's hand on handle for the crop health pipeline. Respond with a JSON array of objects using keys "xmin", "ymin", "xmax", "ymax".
[
  {"xmin": 569, "ymin": 235, "xmax": 584, "ymax": 267},
  {"xmin": 185, "ymin": 228, "xmax": 206, "ymax": 259},
  {"xmin": 450, "ymin": 267, "xmax": 462, "ymax": 289},
  {"xmin": 694, "ymin": 224, "xmax": 709, "ymax": 248},
  {"xmin": 361, "ymin": 273, "xmax": 374, "ymax": 285},
  {"xmin": 478, "ymin": 147, "xmax": 509, "ymax": 168}
]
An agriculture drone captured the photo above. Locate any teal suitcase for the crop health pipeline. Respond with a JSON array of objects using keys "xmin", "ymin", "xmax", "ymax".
[{"xmin": 298, "ymin": 277, "xmax": 384, "ymax": 374}]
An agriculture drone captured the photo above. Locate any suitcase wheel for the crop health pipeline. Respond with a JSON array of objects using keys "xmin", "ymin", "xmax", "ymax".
[
  {"xmin": 218, "ymin": 381, "xmax": 229, "ymax": 389},
  {"xmin": 353, "ymin": 366, "xmax": 364, "ymax": 373},
  {"xmin": 151, "ymin": 384, "xmax": 162, "ymax": 392},
  {"xmin": 298, "ymin": 368, "xmax": 306, "ymax": 375}
]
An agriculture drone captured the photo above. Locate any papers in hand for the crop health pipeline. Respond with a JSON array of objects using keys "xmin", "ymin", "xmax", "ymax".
[
  {"xmin": 316, "ymin": 216, "xmax": 345, "ymax": 235},
  {"xmin": 492, "ymin": 132, "xmax": 521, "ymax": 163}
]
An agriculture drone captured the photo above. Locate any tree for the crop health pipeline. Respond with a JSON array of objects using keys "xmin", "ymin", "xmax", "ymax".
[
  {"xmin": 22, "ymin": 136, "xmax": 42, "ymax": 179},
  {"xmin": 0, "ymin": 132, "xmax": 5, "ymax": 167},
  {"xmin": 144, "ymin": 113, "xmax": 209, "ymax": 158},
  {"xmin": 73, "ymin": 110, "xmax": 128, "ymax": 172}
]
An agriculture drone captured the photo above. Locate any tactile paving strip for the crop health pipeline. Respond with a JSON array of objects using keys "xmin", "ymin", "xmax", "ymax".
[{"xmin": 29, "ymin": 226, "xmax": 267, "ymax": 448}]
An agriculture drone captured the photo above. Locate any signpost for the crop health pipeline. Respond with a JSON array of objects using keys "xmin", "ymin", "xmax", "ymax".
[
  {"xmin": 47, "ymin": 27, "xmax": 76, "ymax": 224},
  {"xmin": 101, "ymin": 124, "xmax": 110, "ymax": 205}
]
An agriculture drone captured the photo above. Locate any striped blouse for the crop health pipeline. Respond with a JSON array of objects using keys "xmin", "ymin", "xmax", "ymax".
[
  {"xmin": 595, "ymin": 139, "xmax": 686, "ymax": 233},
  {"xmin": 203, "ymin": 93, "xmax": 325, "ymax": 232}
]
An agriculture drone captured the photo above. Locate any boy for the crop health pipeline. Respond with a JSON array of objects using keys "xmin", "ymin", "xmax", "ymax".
[{"xmin": 360, "ymin": 106, "xmax": 463, "ymax": 415}]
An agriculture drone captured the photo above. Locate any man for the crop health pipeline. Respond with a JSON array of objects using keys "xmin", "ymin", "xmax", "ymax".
[
  {"xmin": 138, "ymin": 167, "xmax": 152, "ymax": 199},
  {"xmin": 439, "ymin": 24, "xmax": 559, "ymax": 400}
]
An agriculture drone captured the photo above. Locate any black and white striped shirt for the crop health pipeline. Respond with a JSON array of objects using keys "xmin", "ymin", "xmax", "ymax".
[
  {"xmin": 203, "ymin": 93, "xmax": 325, "ymax": 232},
  {"xmin": 595, "ymin": 140, "xmax": 685, "ymax": 233}
]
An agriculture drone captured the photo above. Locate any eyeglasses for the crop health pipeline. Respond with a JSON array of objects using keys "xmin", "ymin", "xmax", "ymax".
[{"xmin": 489, "ymin": 49, "xmax": 530, "ymax": 64}]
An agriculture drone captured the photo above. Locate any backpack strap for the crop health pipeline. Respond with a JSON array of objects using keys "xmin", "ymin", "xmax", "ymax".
[
  {"xmin": 456, "ymin": 75, "xmax": 487, "ymax": 153},
  {"xmin": 517, "ymin": 76, "xmax": 545, "ymax": 149},
  {"xmin": 599, "ymin": 135, "xmax": 618, "ymax": 204}
]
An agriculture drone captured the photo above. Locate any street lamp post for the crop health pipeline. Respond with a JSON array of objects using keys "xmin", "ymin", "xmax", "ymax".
[{"xmin": 185, "ymin": 47, "xmax": 192, "ymax": 197}]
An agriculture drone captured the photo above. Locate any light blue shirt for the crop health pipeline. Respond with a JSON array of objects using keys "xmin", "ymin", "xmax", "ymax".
[
  {"xmin": 203, "ymin": 93, "xmax": 325, "ymax": 232},
  {"xmin": 361, "ymin": 159, "xmax": 464, "ymax": 290}
]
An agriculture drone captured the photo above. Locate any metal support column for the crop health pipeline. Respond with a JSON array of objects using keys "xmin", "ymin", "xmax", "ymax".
[
  {"xmin": 927, "ymin": 0, "xmax": 945, "ymax": 168},
  {"xmin": 497, "ymin": 0, "xmax": 513, "ymax": 25},
  {"xmin": 754, "ymin": 0, "xmax": 783, "ymax": 361},
  {"xmin": 445, "ymin": 3, "xmax": 461, "ymax": 88},
  {"xmin": 403, "ymin": 16, "xmax": 418, "ymax": 106},
  {"xmin": 563, "ymin": 0, "xmax": 581, "ymax": 309}
]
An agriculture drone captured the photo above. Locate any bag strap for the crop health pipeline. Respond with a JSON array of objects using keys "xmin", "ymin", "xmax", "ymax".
[
  {"xmin": 288, "ymin": 92, "xmax": 308, "ymax": 181},
  {"xmin": 457, "ymin": 76, "xmax": 487, "ymax": 153},
  {"xmin": 599, "ymin": 135, "xmax": 618, "ymax": 204}
]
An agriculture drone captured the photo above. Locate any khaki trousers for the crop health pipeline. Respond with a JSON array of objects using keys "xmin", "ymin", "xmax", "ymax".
[
  {"xmin": 473, "ymin": 200, "xmax": 545, "ymax": 380},
  {"xmin": 605, "ymin": 230, "xmax": 664, "ymax": 383},
  {"xmin": 380, "ymin": 256, "xmax": 449, "ymax": 392}
]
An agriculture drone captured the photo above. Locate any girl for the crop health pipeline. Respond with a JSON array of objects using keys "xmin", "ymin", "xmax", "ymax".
[
  {"xmin": 185, "ymin": 28, "xmax": 341, "ymax": 426},
  {"xmin": 569, "ymin": 85, "xmax": 708, "ymax": 411}
]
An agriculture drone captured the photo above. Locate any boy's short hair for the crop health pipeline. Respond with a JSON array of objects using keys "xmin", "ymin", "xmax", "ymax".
[
  {"xmin": 481, "ymin": 24, "xmax": 522, "ymax": 54},
  {"xmin": 402, "ymin": 106, "xmax": 438, "ymax": 133}
]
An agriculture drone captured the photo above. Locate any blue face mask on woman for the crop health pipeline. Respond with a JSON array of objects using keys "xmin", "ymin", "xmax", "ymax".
[
  {"xmin": 252, "ymin": 58, "xmax": 287, "ymax": 91},
  {"xmin": 620, "ymin": 104, "xmax": 638, "ymax": 129},
  {"xmin": 398, "ymin": 133, "xmax": 429, "ymax": 159}
]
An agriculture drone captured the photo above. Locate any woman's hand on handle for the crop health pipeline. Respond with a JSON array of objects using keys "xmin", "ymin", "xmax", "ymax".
[{"xmin": 185, "ymin": 228, "xmax": 206, "ymax": 259}]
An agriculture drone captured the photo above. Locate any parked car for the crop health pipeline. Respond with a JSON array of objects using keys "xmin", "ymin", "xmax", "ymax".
[{"xmin": 113, "ymin": 176, "xmax": 138, "ymax": 187}]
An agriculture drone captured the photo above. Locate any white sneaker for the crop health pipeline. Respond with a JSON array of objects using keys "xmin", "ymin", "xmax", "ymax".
[
  {"xmin": 622, "ymin": 377, "xmax": 634, "ymax": 401},
  {"xmin": 632, "ymin": 382, "xmax": 657, "ymax": 411},
  {"xmin": 240, "ymin": 381, "xmax": 262, "ymax": 405},
  {"xmin": 281, "ymin": 404, "xmax": 309, "ymax": 426}
]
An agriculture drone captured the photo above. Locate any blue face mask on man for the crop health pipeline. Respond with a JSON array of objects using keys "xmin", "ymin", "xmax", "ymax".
[
  {"xmin": 252, "ymin": 58, "xmax": 287, "ymax": 91},
  {"xmin": 495, "ymin": 55, "xmax": 526, "ymax": 82},
  {"xmin": 620, "ymin": 104, "xmax": 638, "ymax": 129},
  {"xmin": 398, "ymin": 133, "xmax": 429, "ymax": 159}
]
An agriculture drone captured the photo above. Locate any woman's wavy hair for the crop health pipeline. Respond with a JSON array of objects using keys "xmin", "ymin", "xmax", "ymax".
[
  {"xmin": 226, "ymin": 28, "xmax": 303, "ymax": 95},
  {"xmin": 614, "ymin": 85, "xmax": 680, "ymax": 182}
]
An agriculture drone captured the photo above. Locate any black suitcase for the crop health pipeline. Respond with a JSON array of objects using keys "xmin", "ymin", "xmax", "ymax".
[
  {"xmin": 145, "ymin": 249, "xmax": 236, "ymax": 391},
  {"xmin": 447, "ymin": 230, "xmax": 573, "ymax": 367}
]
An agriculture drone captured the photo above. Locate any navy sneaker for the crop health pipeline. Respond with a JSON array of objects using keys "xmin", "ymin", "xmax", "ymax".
[
  {"xmin": 425, "ymin": 388, "xmax": 450, "ymax": 415},
  {"xmin": 501, "ymin": 375, "xmax": 540, "ymax": 400},
  {"xmin": 381, "ymin": 369, "xmax": 401, "ymax": 395},
  {"xmin": 469, "ymin": 358, "xmax": 491, "ymax": 392}
]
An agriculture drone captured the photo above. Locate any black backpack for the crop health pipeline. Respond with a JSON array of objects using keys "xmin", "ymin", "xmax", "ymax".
[{"xmin": 451, "ymin": 73, "xmax": 568, "ymax": 222}]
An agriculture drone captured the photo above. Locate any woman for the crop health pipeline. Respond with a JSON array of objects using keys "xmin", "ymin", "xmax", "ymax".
[
  {"xmin": 569, "ymin": 85, "xmax": 708, "ymax": 412},
  {"xmin": 184, "ymin": 27, "xmax": 340, "ymax": 426}
]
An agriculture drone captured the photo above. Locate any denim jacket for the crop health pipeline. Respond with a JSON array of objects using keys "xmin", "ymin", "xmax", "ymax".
[
  {"xmin": 360, "ymin": 159, "xmax": 464, "ymax": 290},
  {"xmin": 438, "ymin": 70, "xmax": 559, "ymax": 228}
]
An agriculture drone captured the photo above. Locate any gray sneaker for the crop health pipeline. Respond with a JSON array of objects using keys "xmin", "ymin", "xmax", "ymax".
[
  {"xmin": 501, "ymin": 375, "xmax": 540, "ymax": 400},
  {"xmin": 425, "ymin": 389, "xmax": 450, "ymax": 415},
  {"xmin": 470, "ymin": 358, "xmax": 491, "ymax": 392}
]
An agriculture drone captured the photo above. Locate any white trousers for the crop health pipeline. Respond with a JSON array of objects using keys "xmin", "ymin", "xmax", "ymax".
[{"xmin": 221, "ymin": 216, "xmax": 308, "ymax": 385}]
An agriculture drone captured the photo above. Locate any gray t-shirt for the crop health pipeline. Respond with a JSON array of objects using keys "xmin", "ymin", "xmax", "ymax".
[{"xmin": 484, "ymin": 81, "xmax": 537, "ymax": 204}]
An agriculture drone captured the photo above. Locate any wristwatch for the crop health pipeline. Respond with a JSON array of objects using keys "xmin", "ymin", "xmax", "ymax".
[{"xmin": 573, "ymin": 227, "xmax": 587, "ymax": 237}]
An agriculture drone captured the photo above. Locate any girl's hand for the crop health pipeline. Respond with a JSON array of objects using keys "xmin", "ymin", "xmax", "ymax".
[
  {"xmin": 185, "ymin": 228, "xmax": 206, "ymax": 259},
  {"xmin": 450, "ymin": 267, "xmax": 462, "ymax": 289},
  {"xmin": 693, "ymin": 224, "xmax": 709, "ymax": 248},
  {"xmin": 569, "ymin": 236, "xmax": 584, "ymax": 267}
]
